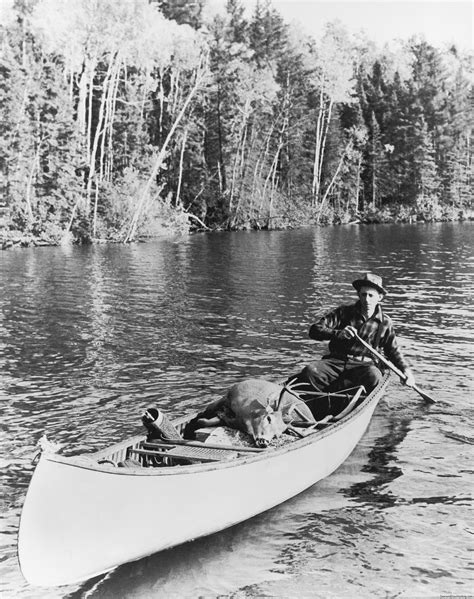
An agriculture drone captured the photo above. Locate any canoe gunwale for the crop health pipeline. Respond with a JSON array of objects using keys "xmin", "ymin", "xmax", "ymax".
[{"xmin": 39, "ymin": 372, "xmax": 391, "ymax": 476}]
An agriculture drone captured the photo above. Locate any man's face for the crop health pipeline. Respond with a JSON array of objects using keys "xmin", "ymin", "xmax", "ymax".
[{"xmin": 358, "ymin": 286, "xmax": 383, "ymax": 314}]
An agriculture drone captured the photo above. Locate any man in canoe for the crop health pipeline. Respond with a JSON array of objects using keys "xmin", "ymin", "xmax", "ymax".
[{"xmin": 298, "ymin": 272, "xmax": 415, "ymax": 394}]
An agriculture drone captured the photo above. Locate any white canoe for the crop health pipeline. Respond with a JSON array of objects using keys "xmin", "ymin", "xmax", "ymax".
[{"xmin": 18, "ymin": 373, "xmax": 390, "ymax": 587}]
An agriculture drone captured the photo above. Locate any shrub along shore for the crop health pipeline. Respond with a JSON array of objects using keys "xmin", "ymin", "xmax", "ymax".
[{"xmin": 1, "ymin": 204, "xmax": 472, "ymax": 251}]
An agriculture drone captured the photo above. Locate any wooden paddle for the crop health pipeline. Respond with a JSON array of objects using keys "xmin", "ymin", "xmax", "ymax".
[{"xmin": 353, "ymin": 332, "xmax": 436, "ymax": 404}]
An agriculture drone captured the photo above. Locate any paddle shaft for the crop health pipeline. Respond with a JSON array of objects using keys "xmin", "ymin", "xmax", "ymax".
[{"xmin": 353, "ymin": 333, "xmax": 436, "ymax": 404}]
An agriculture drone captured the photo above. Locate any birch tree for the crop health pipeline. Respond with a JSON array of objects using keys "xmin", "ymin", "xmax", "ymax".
[
  {"xmin": 306, "ymin": 23, "xmax": 355, "ymax": 209},
  {"xmin": 31, "ymin": 0, "xmax": 203, "ymax": 237}
]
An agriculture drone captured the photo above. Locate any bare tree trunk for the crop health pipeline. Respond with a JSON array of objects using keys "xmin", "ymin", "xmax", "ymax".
[
  {"xmin": 216, "ymin": 82, "xmax": 226, "ymax": 193},
  {"xmin": 86, "ymin": 54, "xmax": 117, "ymax": 214},
  {"xmin": 92, "ymin": 178, "xmax": 99, "ymax": 237},
  {"xmin": 158, "ymin": 69, "xmax": 165, "ymax": 140},
  {"xmin": 124, "ymin": 60, "xmax": 206, "ymax": 243},
  {"xmin": 176, "ymin": 129, "xmax": 187, "ymax": 207},
  {"xmin": 86, "ymin": 55, "xmax": 98, "ymax": 168},
  {"xmin": 68, "ymin": 69, "xmax": 74, "ymax": 104},
  {"xmin": 101, "ymin": 57, "xmax": 121, "ymax": 182},
  {"xmin": 217, "ymin": 161, "xmax": 223, "ymax": 195},
  {"xmin": 318, "ymin": 99, "xmax": 333, "ymax": 187},
  {"xmin": 312, "ymin": 86, "xmax": 333, "ymax": 209},
  {"xmin": 355, "ymin": 153, "xmax": 362, "ymax": 212},
  {"xmin": 24, "ymin": 141, "xmax": 42, "ymax": 223},
  {"xmin": 268, "ymin": 154, "xmax": 280, "ymax": 222},
  {"xmin": 319, "ymin": 100, "xmax": 334, "ymax": 178},
  {"xmin": 77, "ymin": 69, "xmax": 88, "ymax": 137},
  {"xmin": 139, "ymin": 69, "xmax": 149, "ymax": 127},
  {"xmin": 236, "ymin": 117, "xmax": 249, "ymax": 196},
  {"xmin": 312, "ymin": 91, "xmax": 324, "ymax": 201},
  {"xmin": 465, "ymin": 131, "xmax": 471, "ymax": 209},
  {"xmin": 249, "ymin": 155, "xmax": 262, "ymax": 216},
  {"xmin": 231, "ymin": 119, "xmax": 249, "ymax": 227},
  {"xmin": 372, "ymin": 145, "xmax": 376, "ymax": 209},
  {"xmin": 253, "ymin": 120, "xmax": 278, "ymax": 215},
  {"xmin": 260, "ymin": 141, "xmax": 283, "ymax": 216},
  {"xmin": 186, "ymin": 212, "xmax": 210, "ymax": 230},
  {"xmin": 171, "ymin": 70, "xmax": 181, "ymax": 117},
  {"xmin": 317, "ymin": 142, "xmax": 351, "ymax": 223},
  {"xmin": 229, "ymin": 101, "xmax": 249, "ymax": 222}
]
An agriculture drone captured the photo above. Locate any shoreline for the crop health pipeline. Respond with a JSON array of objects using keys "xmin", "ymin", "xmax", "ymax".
[{"xmin": 2, "ymin": 214, "xmax": 472, "ymax": 251}]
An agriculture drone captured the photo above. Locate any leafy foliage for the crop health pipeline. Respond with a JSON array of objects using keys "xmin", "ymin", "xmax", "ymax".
[{"xmin": 0, "ymin": 0, "xmax": 472, "ymax": 246}]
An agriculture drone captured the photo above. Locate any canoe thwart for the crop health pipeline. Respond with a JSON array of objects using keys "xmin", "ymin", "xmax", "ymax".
[
  {"xmin": 128, "ymin": 444, "xmax": 239, "ymax": 464},
  {"xmin": 144, "ymin": 438, "xmax": 264, "ymax": 453},
  {"xmin": 332, "ymin": 386, "xmax": 365, "ymax": 421}
]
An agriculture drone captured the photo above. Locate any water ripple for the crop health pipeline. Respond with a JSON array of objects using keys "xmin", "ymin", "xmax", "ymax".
[{"xmin": 1, "ymin": 222, "xmax": 473, "ymax": 598}]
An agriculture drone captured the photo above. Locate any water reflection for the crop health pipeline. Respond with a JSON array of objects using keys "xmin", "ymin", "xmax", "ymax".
[
  {"xmin": 1, "ymin": 222, "xmax": 473, "ymax": 598},
  {"xmin": 346, "ymin": 416, "xmax": 412, "ymax": 507}
]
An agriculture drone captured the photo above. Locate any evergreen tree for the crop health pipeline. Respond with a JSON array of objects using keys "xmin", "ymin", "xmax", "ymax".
[
  {"xmin": 0, "ymin": 5, "xmax": 83, "ymax": 240},
  {"xmin": 153, "ymin": 0, "xmax": 205, "ymax": 28},
  {"xmin": 413, "ymin": 116, "xmax": 441, "ymax": 217},
  {"xmin": 436, "ymin": 50, "xmax": 473, "ymax": 209},
  {"xmin": 367, "ymin": 111, "xmax": 383, "ymax": 208},
  {"xmin": 249, "ymin": 0, "xmax": 287, "ymax": 69}
]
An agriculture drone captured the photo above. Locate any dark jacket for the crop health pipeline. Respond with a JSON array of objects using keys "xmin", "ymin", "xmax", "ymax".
[{"xmin": 309, "ymin": 301, "xmax": 409, "ymax": 372}]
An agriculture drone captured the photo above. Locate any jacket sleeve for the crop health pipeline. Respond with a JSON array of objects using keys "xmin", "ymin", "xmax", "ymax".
[
  {"xmin": 309, "ymin": 307, "xmax": 345, "ymax": 341},
  {"xmin": 380, "ymin": 319, "xmax": 410, "ymax": 372}
]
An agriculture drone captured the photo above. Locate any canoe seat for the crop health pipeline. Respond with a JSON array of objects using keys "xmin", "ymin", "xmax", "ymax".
[
  {"xmin": 127, "ymin": 442, "xmax": 240, "ymax": 465},
  {"xmin": 285, "ymin": 379, "xmax": 367, "ymax": 421},
  {"xmin": 287, "ymin": 386, "xmax": 365, "ymax": 436}
]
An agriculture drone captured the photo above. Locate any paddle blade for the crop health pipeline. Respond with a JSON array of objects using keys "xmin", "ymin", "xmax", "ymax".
[{"xmin": 413, "ymin": 384, "xmax": 436, "ymax": 404}]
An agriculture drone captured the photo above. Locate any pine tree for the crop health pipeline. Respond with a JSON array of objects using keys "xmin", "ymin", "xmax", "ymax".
[
  {"xmin": 367, "ymin": 111, "xmax": 383, "ymax": 209},
  {"xmin": 249, "ymin": 0, "xmax": 287, "ymax": 69},
  {"xmin": 154, "ymin": 0, "xmax": 205, "ymax": 28},
  {"xmin": 413, "ymin": 117, "xmax": 441, "ymax": 218},
  {"xmin": 436, "ymin": 49, "xmax": 473, "ymax": 210}
]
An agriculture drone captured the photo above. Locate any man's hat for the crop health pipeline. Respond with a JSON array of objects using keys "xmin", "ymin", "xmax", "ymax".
[{"xmin": 352, "ymin": 273, "xmax": 386, "ymax": 296}]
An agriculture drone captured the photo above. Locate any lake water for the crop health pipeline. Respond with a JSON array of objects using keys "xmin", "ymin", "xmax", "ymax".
[{"xmin": 1, "ymin": 222, "xmax": 473, "ymax": 599}]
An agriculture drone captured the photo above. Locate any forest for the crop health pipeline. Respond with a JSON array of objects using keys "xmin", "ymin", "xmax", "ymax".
[{"xmin": 0, "ymin": 0, "xmax": 472, "ymax": 248}]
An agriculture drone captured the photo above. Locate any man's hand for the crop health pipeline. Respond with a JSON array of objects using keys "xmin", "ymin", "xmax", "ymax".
[
  {"xmin": 335, "ymin": 325, "xmax": 357, "ymax": 340},
  {"xmin": 402, "ymin": 369, "xmax": 416, "ymax": 387}
]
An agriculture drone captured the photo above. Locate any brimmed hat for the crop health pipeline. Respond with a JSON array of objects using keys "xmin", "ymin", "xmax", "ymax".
[{"xmin": 352, "ymin": 273, "xmax": 386, "ymax": 296}]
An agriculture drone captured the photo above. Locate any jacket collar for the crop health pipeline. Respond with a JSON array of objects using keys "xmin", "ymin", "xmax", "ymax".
[{"xmin": 355, "ymin": 301, "xmax": 383, "ymax": 322}]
